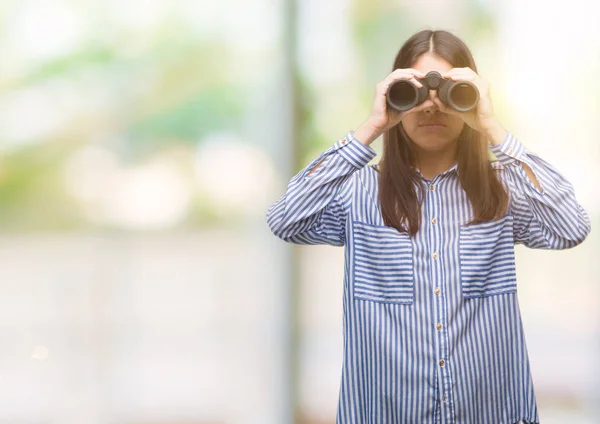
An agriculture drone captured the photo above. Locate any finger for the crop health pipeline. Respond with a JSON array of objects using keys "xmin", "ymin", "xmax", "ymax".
[
  {"xmin": 410, "ymin": 76, "xmax": 423, "ymax": 88},
  {"xmin": 391, "ymin": 68, "xmax": 418, "ymax": 79},
  {"xmin": 398, "ymin": 68, "xmax": 426, "ymax": 77},
  {"xmin": 384, "ymin": 72, "xmax": 414, "ymax": 86},
  {"xmin": 441, "ymin": 68, "xmax": 473, "ymax": 78},
  {"xmin": 449, "ymin": 74, "xmax": 476, "ymax": 81},
  {"xmin": 392, "ymin": 68, "xmax": 429, "ymax": 80},
  {"xmin": 441, "ymin": 69, "xmax": 461, "ymax": 78},
  {"xmin": 393, "ymin": 70, "xmax": 424, "ymax": 87},
  {"xmin": 385, "ymin": 70, "xmax": 424, "ymax": 88},
  {"xmin": 440, "ymin": 70, "xmax": 476, "ymax": 81}
]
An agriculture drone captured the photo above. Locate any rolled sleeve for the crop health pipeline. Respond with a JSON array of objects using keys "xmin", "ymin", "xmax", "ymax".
[{"xmin": 334, "ymin": 130, "xmax": 377, "ymax": 168}]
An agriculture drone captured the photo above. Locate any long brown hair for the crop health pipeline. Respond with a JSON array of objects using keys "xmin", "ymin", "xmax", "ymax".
[{"xmin": 379, "ymin": 29, "xmax": 508, "ymax": 236}]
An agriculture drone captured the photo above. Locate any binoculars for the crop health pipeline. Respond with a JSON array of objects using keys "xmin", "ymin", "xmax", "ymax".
[{"xmin": 386, "ymin": 71, "xmax": 479, "ymax": 112}]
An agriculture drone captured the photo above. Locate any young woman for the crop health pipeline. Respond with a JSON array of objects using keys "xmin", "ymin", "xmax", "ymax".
[{"xmin": 266, "ymin": 29, "xmax": 590, "ymax": 424}]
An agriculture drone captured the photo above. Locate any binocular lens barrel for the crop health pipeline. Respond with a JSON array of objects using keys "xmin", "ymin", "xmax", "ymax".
[
  {"xmin": 386, "ymin": 71, "xmax": 479, "ymax": 112},
  {"xmin": 387, "ymin": 81, "xmax": 419, "ymax": 111}
]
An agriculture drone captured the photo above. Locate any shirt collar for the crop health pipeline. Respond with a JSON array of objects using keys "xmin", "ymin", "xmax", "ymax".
[
  {"xmin": 373, "ymin": 161, "xmax": 459, "ymax": 178},
  {"xmin": 444, "ymin": 161, "xmax": 459, "ymax": 176}
]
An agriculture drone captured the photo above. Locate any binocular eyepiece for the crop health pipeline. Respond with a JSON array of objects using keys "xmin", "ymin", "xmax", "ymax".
[{"xmin": 386, "ymin": 71, "xmax": 479, "ymax": 112}]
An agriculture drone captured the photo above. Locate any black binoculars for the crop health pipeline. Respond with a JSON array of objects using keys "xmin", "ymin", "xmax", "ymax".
[{"xmin": 386, "ymin": 71, "xmax": 479, "ymax": 112}]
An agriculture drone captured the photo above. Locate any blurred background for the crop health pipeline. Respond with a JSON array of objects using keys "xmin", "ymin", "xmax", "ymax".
[{"xmin": 0, "ymin": 0, "xmax": 598, "ymax": 423}]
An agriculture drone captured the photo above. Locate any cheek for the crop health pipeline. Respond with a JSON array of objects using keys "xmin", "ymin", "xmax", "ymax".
[
  {"xmin": 400, "ymin": 115, "xmax": 418, "ymax": 135},
  {"xmin": 448, "ymin": 117, "xmax": 465, "ymax": 137}
]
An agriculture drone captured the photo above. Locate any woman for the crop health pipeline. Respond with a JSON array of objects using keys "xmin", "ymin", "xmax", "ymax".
[{"xmin": 265, "ymin": 29, "xmax": 590, "ymax": 424}]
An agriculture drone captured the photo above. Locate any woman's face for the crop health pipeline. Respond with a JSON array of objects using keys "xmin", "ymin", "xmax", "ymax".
[{"xmin": 400, "ymin": 53, "xmax": 465, "ymax": 154}]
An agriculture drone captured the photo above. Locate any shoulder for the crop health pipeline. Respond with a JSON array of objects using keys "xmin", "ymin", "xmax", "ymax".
[
  {"xmin": 364, "ymin": 163, "xmax": 381, "ymax": 178},
  {"xmin": 351, "ymin": 162, "xmax": 380, "ymax": 191}
]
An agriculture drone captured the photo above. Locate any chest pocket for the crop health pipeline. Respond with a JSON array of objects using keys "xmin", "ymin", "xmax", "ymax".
[
  {"xmin": 352, "ymin": 221, "xmax": 414, "ymax": 304},
  {"xmin": 459, "ymin": 214, "xmax": 517, "ymax": 299}
]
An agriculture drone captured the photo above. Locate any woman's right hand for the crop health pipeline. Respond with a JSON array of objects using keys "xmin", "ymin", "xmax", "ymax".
[{"xmin": 366, "ymin": 68, "xmax": 434, "ymax": 134}]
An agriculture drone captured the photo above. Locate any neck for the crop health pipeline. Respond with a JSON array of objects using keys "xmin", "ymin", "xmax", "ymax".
[{"xmin": 414, "ymin": 144, "xmax": 458, "ymax": 181}]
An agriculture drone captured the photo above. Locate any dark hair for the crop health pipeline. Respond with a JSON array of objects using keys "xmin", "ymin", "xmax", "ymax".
[{"xmin": 379, "ymin": 29, "xmax": 509, "ymax": 236}]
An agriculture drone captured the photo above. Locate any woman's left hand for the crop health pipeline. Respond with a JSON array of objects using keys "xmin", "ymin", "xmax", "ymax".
[{"xmin": 432, "ymin": 67, "xmax": 500, "ymax": 137}]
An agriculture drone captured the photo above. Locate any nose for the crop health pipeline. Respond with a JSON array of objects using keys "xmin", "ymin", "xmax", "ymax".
[{"xmin": 423, "ymin": 89, "xmax": 439, "ymax": 113}]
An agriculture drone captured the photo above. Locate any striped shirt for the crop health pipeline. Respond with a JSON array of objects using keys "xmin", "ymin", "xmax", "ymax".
[{"xmin": 265, "ymin": 130, "xmax": 591, "ymax": 424}]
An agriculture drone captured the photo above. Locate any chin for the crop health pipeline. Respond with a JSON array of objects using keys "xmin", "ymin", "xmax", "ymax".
[{"xmin": 413, "ymin": 135, "xmax": 453, "ymax": 149}]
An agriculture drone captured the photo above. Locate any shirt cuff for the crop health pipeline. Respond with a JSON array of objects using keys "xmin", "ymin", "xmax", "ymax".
[
  {"xmin": 488, "ymin": 132, "xmax": 526, "ymax": 166},
  {"xmin": 332, "ymin": 130, "xmax": 378, "ymax": 168}
]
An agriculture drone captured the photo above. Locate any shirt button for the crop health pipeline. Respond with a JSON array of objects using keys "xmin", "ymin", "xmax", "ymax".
[
  {"xmin": 341, "ymin": 139, "xmax": 347, "ymax": 144},
  {"xmin": 431, "ymin": 217, "xmax": 437, "ymax": 224},
  {"xmin": 432, "ymin": 252, "xmax": 438, "ymax": 259},
  {"xmin": 439, "ymin": 359, "xmax": 445, "ymax": 367},
  {"xmin": 434, "ymin": 288, "xmax": 441, "ymax": 295},
  {"xmin": 429, "ymin": 185, "xmax": 435, "ymax": 191},
  {"xmin": 436, "ymin": 323, "xmax": 443, "ymax": 330},
  {"xmin": 508, "ymin": 147, "xmax": 513, "ymax": 153}
]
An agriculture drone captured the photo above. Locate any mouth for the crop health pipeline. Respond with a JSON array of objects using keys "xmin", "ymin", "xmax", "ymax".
[{"xmin": 418, "ymin": 123, "xmax": 446, "ymax": 129}]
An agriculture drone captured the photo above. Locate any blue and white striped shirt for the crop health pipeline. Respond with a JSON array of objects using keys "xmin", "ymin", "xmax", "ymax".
[{"xmin": 266, "ymin": 130, "xmax": 591, "ymax": 424}]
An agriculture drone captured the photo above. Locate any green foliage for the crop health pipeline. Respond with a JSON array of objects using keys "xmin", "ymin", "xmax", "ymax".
[
  {"xmin": 0, "ymin": 141, "xmax": 83, "ymax": 231},
  {"xmin": 128, "ymin": 84, "xmax": 244, "ymax": 152},
  {"xmin": 0, "ymin": 2, "xmax": 507, "ymax": 231}
]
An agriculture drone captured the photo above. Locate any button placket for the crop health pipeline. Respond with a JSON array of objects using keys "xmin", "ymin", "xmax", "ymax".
[
  {"xmin": 427, "ymin": 178, "xmax": 453, "ymax": 413},
  {"xmin": 428, "ymin": 180, "xmax": 440, "ymax": 264}
]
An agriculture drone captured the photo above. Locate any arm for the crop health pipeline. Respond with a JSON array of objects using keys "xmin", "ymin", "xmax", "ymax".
[
  {"xmin": 266, "ymin": 130, "xmax": 377, "ymax": 246},
  {"xmin": 488, "ymin": 131, "xmax": 591, "ymax": 249}
]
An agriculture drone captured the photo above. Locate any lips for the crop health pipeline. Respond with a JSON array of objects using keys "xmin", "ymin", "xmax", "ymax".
[{"xmin": 418, "ymin": 122, "xmax": 446, "ymax": 127}]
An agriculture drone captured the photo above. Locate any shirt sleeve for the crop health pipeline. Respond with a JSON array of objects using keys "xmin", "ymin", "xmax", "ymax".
[
  {"xmin": 489, "ymin": 132, "xmax": 591, "ymax": 249},
  {"xmin": 266, "ymin": 130, "xmax": 377, "ymax": 246}
]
